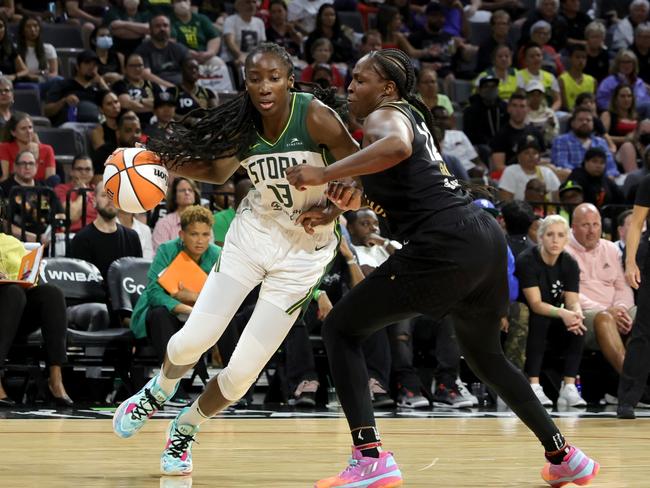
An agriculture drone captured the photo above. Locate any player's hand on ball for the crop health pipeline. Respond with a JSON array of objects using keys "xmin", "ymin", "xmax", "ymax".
[
  {"xmin": 285, "ymin": 165, "xmax": 326, "ymax": 190},
  {"xmin": 326, "ymin": 181, "xmax": 362, "ymax": 211}
]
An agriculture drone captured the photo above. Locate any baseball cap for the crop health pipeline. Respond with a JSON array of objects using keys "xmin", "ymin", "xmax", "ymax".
[
  {"xmin": 77, "ymin": 49, "xmax": 99, "ymax": 65},
  {"xmin": 478, "ymin": 75, "xmax": 499, "ymax": 88},
  {"xmin": 154, "ymin": 89, "xmax": 177, "ymax": 108},
  {"xmin": 473, "ymin": 198, "xmax": 500, "ymax": 217},
  {"xmin": 515, "ymin": 134, "xmax": 541, "ymax": 154},
  {"xmin": 559, "ymin": 179, "xmax": 583, "ymax": 196},
  {"xmin": 525, "ymin": 80, "xmax": 545, "ymax": 93}
]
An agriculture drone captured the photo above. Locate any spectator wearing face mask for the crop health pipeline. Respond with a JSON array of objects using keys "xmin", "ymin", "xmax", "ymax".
[{"xmin": 90, "ymin": 25, "xmax": 124, "ymax": 86}]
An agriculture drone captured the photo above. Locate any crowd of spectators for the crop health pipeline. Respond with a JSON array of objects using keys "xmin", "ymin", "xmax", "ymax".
[{"xmin": 0, "ymin": 0, "xmax": 650, "ymax": 411}]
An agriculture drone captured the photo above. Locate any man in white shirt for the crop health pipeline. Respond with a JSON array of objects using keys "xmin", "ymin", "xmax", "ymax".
[
  {"xmin": 432, "ymin": 105, "xmax": 484, "ymax": 176},
  {"xmin": 288, "ymin": 0, "xmax": 333, "ymax": 35},
  {"xmin": 498, "ymin": 134, "xmax": 560, "ymax": 201},
  {"xmin": 222, "ymin": 0, "xmax": 266, "ymax": 66}
]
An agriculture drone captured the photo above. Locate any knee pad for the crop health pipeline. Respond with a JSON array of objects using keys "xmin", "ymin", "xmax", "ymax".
[
  {"xmin": 217, "ymin": 335, "xmax": 267, "ymax": 401},
  {"xmin": 167, "ymin": 310, "xmax": 230, "ymax": 366}
]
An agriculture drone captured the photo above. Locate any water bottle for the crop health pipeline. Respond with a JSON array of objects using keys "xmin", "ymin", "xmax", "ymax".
[{"xmin": 67, "ymin": 104, "xmax": 78, "ymax": 122}]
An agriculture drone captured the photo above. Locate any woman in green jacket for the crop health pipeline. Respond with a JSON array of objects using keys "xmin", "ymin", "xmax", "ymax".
[{"xmin": 130, "ymin": 206, "xmax": 220, "ymax": 366}]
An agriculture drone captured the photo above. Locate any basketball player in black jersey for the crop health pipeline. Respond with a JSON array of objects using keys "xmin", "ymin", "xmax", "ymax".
[{"xmin": 286, "ymin": 49, "xmax": 599, "ymax": 488}]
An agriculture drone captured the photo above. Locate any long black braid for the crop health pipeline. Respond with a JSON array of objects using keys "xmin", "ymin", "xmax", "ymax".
[
  {"xmin": 148, "ymin": 42, "xmax": 340, "ymax": 168},
  {"xmin": 366, "ymin": 49, "xmax": 438, "ymax": 146}
]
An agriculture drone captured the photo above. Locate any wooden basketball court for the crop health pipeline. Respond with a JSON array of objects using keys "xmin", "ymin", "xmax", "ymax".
[{"xmin": 1, "ymin": 416, "xmax": 648, "ymax": 487}]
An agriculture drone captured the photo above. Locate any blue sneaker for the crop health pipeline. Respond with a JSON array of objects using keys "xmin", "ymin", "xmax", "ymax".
[
  {"xmin": 161, "ymin": 407, "xmax": 200, "ymax": 476},
  {"xmin": 113, "ymin": 375, "xmax": 177, "ymax": 439}
]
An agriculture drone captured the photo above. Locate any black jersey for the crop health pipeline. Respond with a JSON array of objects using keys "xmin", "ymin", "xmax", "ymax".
[{"xmin": 360, "ymin": 101, "xmax": 472, "ymax": 242}]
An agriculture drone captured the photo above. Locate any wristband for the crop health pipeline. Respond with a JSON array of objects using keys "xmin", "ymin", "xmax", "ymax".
[{"xmin": 550, "ymin": 307, "xmax": 560, "ymax": 318}]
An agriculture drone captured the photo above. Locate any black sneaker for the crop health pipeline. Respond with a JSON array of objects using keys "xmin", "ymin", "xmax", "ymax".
[
  {"xmin": 432, "ymin": 384, "xmax": 473, "ymax": 408},
  {"xmin": 369, "ymin": 378, "xmax": 395, "ymax": 409},
  {"xmin": 617, "ymin": 404, "xmax": 635, "ymax": 419},
  {"xmin": 293, "ymin": 380, "xmax": 319, "ymax": 408}
]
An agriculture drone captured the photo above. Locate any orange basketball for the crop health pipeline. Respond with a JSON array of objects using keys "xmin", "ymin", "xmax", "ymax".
[{"xmin": 103, "ymin": 147, "xmax": 168, "ymax": 213}]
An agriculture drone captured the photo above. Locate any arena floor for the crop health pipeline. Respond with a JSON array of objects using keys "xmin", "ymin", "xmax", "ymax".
[{"xmin": 1, "ymin": 404, "xmax": 648, "ymax": 487}]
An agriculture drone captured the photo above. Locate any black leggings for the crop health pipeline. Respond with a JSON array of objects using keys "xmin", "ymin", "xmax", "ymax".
[
  {"xmin": 525, "ymin": 313, "xmax": 585, "ymax": 378},
  {"xmin": 323, "ymin": 210, "xmax": 562, "ymax": 449},
  {"xmin": 618, "ymin": 276, "xmax": 650, "ymax": 405},
  {"xmin": 0, "ymin": 284, "xmax": 67, "ymax": 368}
]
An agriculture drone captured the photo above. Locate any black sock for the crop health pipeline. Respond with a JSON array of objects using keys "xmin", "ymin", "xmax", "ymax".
[
  {"xmin": 352, "ymin": 427, "xmax": 381, "ymax": 458},
  {"xmin": 543, "ymin": 433, "xmax": 568, "ymax": 465}
]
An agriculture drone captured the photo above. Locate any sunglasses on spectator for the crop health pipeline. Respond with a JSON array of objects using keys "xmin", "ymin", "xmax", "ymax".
[{"xmin": 16, "ymin": 160, "xmax": 36, "ymax": 167}]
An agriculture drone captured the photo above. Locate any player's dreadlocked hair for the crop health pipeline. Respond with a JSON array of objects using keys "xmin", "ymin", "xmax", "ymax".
[
  {"xmin": 148, "ymin": 42, "xmax": 340, "ymax": 168},
  {"xmin": 366, "ymin": 49, "xmax": 437, "ymax": 140}
]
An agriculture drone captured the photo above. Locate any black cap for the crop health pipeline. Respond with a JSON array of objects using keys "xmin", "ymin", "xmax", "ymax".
[
  {"xmin": 77, "ymin": 49, "xmax": 99, "ymax": 65},
  {"xmin": 426, "ymin": 2, "xmax": 444, "ymax": 15},
  {"xmin": 515, "ymin": 134, "xmax": 541, "ymax": 154},
  {"xmin": 559, "ymin": 179, "xmax": 583, "ymax": 195},
  {"xmin": 154, "ymin": 89, "xmax": 177, "ymax": 108},
  {"xmin": 478, "ymin": 75, "xmax": 499, "ymax": 87},
  {"xmin": 583, "ymin": 146, "xmax": 607, "ymax": 162}
]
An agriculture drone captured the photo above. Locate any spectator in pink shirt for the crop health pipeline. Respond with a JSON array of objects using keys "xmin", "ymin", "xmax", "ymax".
[
  {"xmin": 152, "ymin": 177, "xmax": 202, "ymax": 251},
  {"xmin": 54, "ymin": 154, "xmax": 97, "ymax": 232},
  {"xmin": 565, "ymin": 203, "xmax": 635, "ymax": 376}
]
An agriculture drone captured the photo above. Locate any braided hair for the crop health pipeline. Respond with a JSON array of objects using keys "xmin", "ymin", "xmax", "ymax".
[
  {"xmin": 366, "ymin": 49, "xmax": 437, "ymax": 141},
  {"xmin": 148, "ymin": 42, "xmax": 340, "ymax": 169}
]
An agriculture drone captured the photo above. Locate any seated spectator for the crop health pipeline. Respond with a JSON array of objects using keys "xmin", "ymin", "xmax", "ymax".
[
  {"xmin": 15, "ymin": 0, "xmax": 55, "ymax": 22},
  {"xmin": 54, "ymin": 154, "xmax": 97, "ymax": 232},
  {"xmin": 568, "ymin": 148, "xmax": 624, "ymax": 208},
  {"xmin": 416, "ymin": 67, "xmax": 453, "ymax": 115},
  {"xmin": 632, "ymin": 22, "xmax": 650, "ymax": 83},
  {"xmin": 518, "ymin": 20, "xmax": 564, "ymax": 75},
  {"xmin": 524, "ymin": 178, "xmax": 549, "ymax": 216},
  {"xmin": 135, "ymin": 14, "xmax": 189, "ymax": 88},
  {"xmin": 432, "ymin": 105, "xmax": 484, "ymax": 177},
  {"xmin": 560, "ymin": 0, "xmax": 591, "ymax": 46},
  {"xmin": 525, "ymin": 80, "xmax": 559, "ymax": 148},
  {"xmin": 90, "ymin": 25, "xmax": 124, "ymax": 86},
  {"xmin": 557, "ymin": 179, "xmax": 584, "ymax": 221},
  {"xmin": 213, "ymin": 179, "xmax": 252, "ymax": 247},
  {"xmin": 287, "ymin": 0, "xmax": 331, "ymax": 35},
  {"xmin": 515, "ymin": 214, "xmax": 587, "ymax": 407},
  {"xmin": 619, "ymin": 118, "xmax": 650, "ymax": 177},
  {"xmin": 575, "ymin": 92, "xmax": 616, "ymax": 151},
  {"xmin": 153, "ymin": 177, "xmax": 202, "ymax": 251},
  {"xmin": 129, "ymin": 205, "xmax": 218, "ymax": 367},
  {"xmin": 565, "ymin": 204, "xmax": 635, "ymax": 377},
  {"xmin": 475, "ymin": 44, "xmax": 519, "ymax": 102},
  {"xmin": 169, "ymin": 0, "xmax": 225, "ymax": 76},
  {"xmin": 551, "ymin": 107, "xmax": 619, "ymax": 178},
  {"xmin": 0, "ymin": 14, "xmax": 29, "ymax": 83},
  {"xmin": 144, "ymin": 90, "xmax": 176, "ymax": 142},
  {"xmin": 221, "ymin": 0, "xmax": 266, "ymax": 75},
  {"xmin": 499, "ymin": 134, "xmax": 560, "ymax": 201},
  {"xmin": 116, "ymin": 208, "xmax": 154, "ymax": 260},
  {"xmin": 0, "ymin": 112, "xmax": 55, "ymax": 184},
  {"xmin": 502, "ymin": 200, "xmax": 536, "ymax": 258},
  {"xmin": 623, "ymin": 137, "xmax": 650, "ymax": 202},
  {"xmin": 305, "ymin": 4, "xmax": 355, "ymax": 65},
  {"xmin": 559, "ymin": 44, "xmax": 596, "ymax": 112},
  {"xmin": 89, "ymin": 90, "xmax": 121, "ymax": 153},
  {"xmin": 611, "ymin": 0, "xmax": 650, "ymax": 52},
  {"xmin": 15, "ymin": 15, "xmax": 60, "ymax": 90},
  {"xmin": 517, "ymin": 43, "xmax": 561, "ymax": 111},
  {"xmin": 300, "ymin": 39, "xmax": 345, "ymax": 92},
  {"xmin": 601, "ymin": 84, "xmax": 639, "ymax": 148},
  {"xmin": 0, "ymin": 226, "xmax": 73, "ymax": 407},
  {"xmin": 475, "ymin": 9, "xmax": 514, "ymax": 74},
  {"xmin": 615, "ymin": 209, "xmax": 634, "ymax": 255},
  {"xmin": 93, "ymin": 110, "xmax": 142, "ymax": 177},
  {"xmin": 357, "ymin": 29, "xmax": 382, "ymax": 59},
  {"xmin": 583, "ymin": 21, "xmax": 610, "ymax": 84},
  {"xmin": 463, "ymin": 76, "xmax": 508, "ymax": 151},
  {"xmin": 265, "ymin": 0, "xmax": 302, "ymax": 58},
  {"xmin": 597, "ymin": 50, "xmax": 650, "ymax": 113},
  {"xmin": 104, "ymin": 0, "xmax": 151, "ymax": 57},
  {"xmin": 70, "ymin": 180, "xmax": 142, "ymax": 283},
  {"xmin": 490, "ymin": 90, "xmax": 546, "ymax": 174},
  {"xmin": 44, "ymin": 50, "xmax": 108, "ymax": 127},
  {"xmin": 112, "ymin": 53, "xmax": 156, "ymax": 128},
  {"xmin": 520, "ymin": 0, "xmax": 568, "ymax": 51},
  {"xmin": 64, "ymin": 0, "xmax": 104, "ymax": 48},
  {"xmin": 176, "ymin": 58, "xmax": 218, "ymax": 117},
  {"xmin": 0, "ymin": 76, "xmax": 13, "ymax": 129},
  {"xmin": 0, "ymin": 149, "xmax": 64, "ymax": 243}
]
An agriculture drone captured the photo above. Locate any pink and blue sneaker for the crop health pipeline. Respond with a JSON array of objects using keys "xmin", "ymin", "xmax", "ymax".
[
  {"xmin": 161, "ymin": 407, "xmax": 200, "ymax": 476},
  {"xmin": 541, "ymin": 446, "xmax": 600, "ymax": 487},
  {"xmin": 314, "ymin": 447, "xmax": 403, "ymax": 488},
  {"xmin": 113, "ymin": 375, "xmax": 177, "ymax": 438}
]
